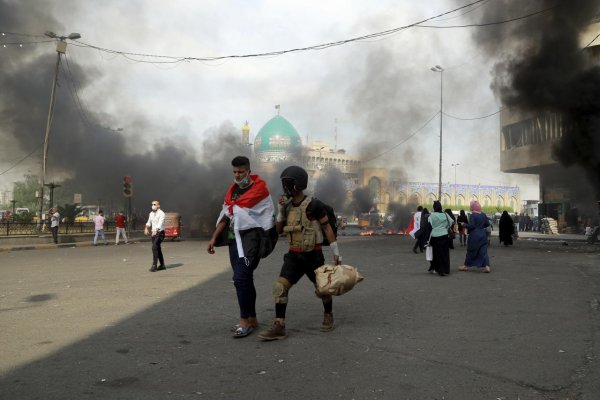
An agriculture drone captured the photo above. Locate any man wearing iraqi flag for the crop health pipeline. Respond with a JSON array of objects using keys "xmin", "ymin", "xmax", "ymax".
[{"xmin": 207, "ymin": 156, "xmax": 276, "ymax": 338}]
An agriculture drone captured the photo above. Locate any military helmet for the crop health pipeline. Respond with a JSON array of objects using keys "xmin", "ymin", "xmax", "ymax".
[{"xmin": 280, "ymin": 165, "xmax": 308, "ymax": 195}]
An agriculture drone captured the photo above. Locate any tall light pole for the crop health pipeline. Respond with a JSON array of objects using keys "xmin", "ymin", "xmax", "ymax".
[
  {"xmin": 451, "ymin": 163, "xmax": 459, "ymax": 205},
  {"xmin": 430, "ymin": 65, "xmax": 444, "ymax": 201},
  {"xmin": 37, "ymin": 31, "xmax": 81, "ymax": 228}
]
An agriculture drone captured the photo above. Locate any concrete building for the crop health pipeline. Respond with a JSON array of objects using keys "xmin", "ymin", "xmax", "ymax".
[
  {"xmin": 244, "ymin": 114, "xmax": 520, "ymax": 215},
  {"xmin": 499, "ymin": 19, "xmax": 600, "ymax": 231}
]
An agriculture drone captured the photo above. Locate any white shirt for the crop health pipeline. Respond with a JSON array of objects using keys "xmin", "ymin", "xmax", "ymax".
[
  {"xmin": 409, "ymin": 211, "xmax": 422, "ymax": 238},
  {"xmin": 146, "ymin": 209, "xmax": 165, "ymax": 234},
  {"xmin": 51, "ymin": 212, "xmax": 60, "ymax": 228}
]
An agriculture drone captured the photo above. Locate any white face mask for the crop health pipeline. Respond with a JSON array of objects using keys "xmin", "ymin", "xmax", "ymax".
[
  {"xmin": 234, "ymin": 175, "xmax": 250, "ymax": 187},
  {"xmin": 152, "ymin": 205, "xmax": 158, "ymax": 211}
]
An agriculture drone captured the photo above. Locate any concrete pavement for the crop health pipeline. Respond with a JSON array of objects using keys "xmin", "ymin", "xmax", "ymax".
[{"xmin": 0, "ymin": 236, "xmax": 599, "ymax": 399}]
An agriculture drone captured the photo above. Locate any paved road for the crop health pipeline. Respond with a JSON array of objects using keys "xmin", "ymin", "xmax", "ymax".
[{"xmin": 1, "ymin": 237, "xmax": 599, "ymax": 399}]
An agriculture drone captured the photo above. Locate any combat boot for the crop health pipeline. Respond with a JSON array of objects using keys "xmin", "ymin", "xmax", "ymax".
[
  {"xmin": 320, "ymin": 312, "xmax": 334, "ymax": 332},
  {"xmin": 258, "ymin": 320, "xmax": 286, "ymax": 341}
]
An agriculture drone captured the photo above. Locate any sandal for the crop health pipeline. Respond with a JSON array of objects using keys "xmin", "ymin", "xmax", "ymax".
[
  {"xmin": 230, "ymin": 323, "xmax": 258, "ymax": 332},
  {"xmin": 483, "ymin": 266, "xmax": 491, "ymax": 273},
  {"xmin": 232, "ymin": 325, "xmax": 254, "ymax": 338},
  {"xmin": 459, "ymin": 266, "xmax": 469, "ymax": 271}
]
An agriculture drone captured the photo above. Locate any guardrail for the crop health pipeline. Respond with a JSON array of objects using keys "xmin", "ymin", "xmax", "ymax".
[{"xmin": 0, "ymin": 222, "xmax": 146, "ymax": 236}]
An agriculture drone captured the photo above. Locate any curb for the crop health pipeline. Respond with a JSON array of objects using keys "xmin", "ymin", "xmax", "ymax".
[{"xmin": 0, "ymin": 237, "xmax": 158, "ymax": 253}]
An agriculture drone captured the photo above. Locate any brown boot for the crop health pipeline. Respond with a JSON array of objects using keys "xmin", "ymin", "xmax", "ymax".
[
  {"xmin": 320, "ymin": 312, "xmax": 334, "ymax": 332},
  {"xmin": 258, "ymin": 320, "xmax": 287, "ymax": 341}
]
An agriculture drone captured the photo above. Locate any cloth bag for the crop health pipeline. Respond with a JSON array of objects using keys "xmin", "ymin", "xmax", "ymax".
[
  {"xmin": 315, "ymin": 264, "xmax": 364, "ymax": 296},
  {"xmin": 425, "ymin": 230, "xmax": 433, "ymax": 261},
  {"xmin": 425, "ymin": 245, "xmax": 433, "ymax": 261}
]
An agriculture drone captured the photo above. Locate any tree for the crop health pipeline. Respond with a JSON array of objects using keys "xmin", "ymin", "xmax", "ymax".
[
  {"xmin": 58, "ymin": 203, "xmax": 82, "ymax": 223},
  {"xmin": 13, "ymin": 174, "xmax": 39, "ymax": 211}
]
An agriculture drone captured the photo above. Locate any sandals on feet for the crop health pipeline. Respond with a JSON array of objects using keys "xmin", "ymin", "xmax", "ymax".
[
  {"xmin": 459, "ymin": 266, "xmax": 469, "ymax": 271},
  {"xmin": 232, "ymin": 325, "xmax": 254, "ymax": 338}
]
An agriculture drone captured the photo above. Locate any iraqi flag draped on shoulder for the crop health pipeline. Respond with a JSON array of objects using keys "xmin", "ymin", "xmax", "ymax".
[{"xmin": 216, "ymin": 174, "xmax": 275, "ymax": 258}]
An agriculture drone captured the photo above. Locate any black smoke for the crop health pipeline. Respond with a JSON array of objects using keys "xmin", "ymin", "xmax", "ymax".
[
  {"xmin": 314, "ymin": 167, "xmax": 348, "ymax": 211},
  {"xmin": 0, "ymin": 1, "xmax": 253, "ymax": 234},
  {"xmin": 469, "ymin": 0, "xmax": 600, "ymax": 200},
  {"xmin": 350, "ymin": 187, "xmax": 373, "ymax": 215}
]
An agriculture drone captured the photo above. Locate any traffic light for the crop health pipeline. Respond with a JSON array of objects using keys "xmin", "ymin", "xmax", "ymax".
[{"xmin": 123, "ymin": 176, "xmax": 133, "ymax": 197}]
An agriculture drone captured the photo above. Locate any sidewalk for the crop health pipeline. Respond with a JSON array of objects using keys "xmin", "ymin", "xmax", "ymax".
[{"xmin": 0, "ymin": 232, "xmax": 154, "ymax": 252}]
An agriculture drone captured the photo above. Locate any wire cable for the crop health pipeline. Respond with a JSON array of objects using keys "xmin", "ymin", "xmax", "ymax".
[
  {"xmin": 363, "ymin": 111, "xmax": 440, "ymax": 163},
  {"xmin": 70, "ymin": 0, "xmax": 494, "ymax": 63},
  {"xmin": 63, "ymin": 53, "xmax": 93, "ymax": 126},
  {"xmin": 443, "ymin": 108, "xmax": 503, "ymax": 120},
  {"xmin": 0, "ymin": 145, "xmax": 42, "ymax": 176}
]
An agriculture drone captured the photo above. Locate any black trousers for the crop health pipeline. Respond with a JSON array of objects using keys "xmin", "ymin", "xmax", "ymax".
[
  {"xmin": 152, "ymin": 231, "xmax": 165, "ymax": 266},
  {"xmin": 50, "ymin": 226, "xmax": 58, "ymax": 244}
]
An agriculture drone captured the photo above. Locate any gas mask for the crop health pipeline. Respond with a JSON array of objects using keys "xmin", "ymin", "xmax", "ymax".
[{"xmin": 282, "ymin": 178, "xmax": 297, "ymax": 197}]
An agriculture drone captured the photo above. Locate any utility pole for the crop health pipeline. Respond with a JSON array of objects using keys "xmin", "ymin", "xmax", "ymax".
[
  {"xmin": 37, "ymin": 31, "xmax": 81, "ymax": 229},
  {"xmin": 430, "ymin": 65, "xmax": 444, "ymax": 201}
]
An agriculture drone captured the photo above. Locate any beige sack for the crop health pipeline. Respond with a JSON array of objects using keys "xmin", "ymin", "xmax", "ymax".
[{"xmin": 315, "ymin": 264, "xmax": 364, "ymax": 296}]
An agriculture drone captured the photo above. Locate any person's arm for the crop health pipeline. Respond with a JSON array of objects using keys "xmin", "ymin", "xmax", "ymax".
[
  {"xmin": 275, "ymin": 196, "xmax": 288, "ymax": 235},
  {"xmin": 144, "ymin": 214, "xmax": 151, "ymax": 236},
  {"xmin": 207, "ymin": 217, "xmax": 229, "ymax": 254},
  {"xmin": 320, "ymin": 214, "xmax": 341, "ymax": 265}
]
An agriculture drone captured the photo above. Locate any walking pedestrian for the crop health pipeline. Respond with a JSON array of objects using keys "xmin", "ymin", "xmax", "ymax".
[
  {"xmin": 50, "ymin": 207, "xmax": 60, "ymax": 244},
  {"xmin": 427, "ymin": 201, "xmax": 451, "ymax": 276},
  {"xmin": 445, "ymin": 208, "xmax": 456, "ymax": 250},
  {"xmin": 258, "ymin": 166, "xmax": 341, "ymax": 341},
  {"xmin": 457, "ymin": 210, "xmax": 469, "ymax": 246},
  {"xmin": 115, "ymin": 211, "xmax": 128, "ymax": 245},
  {"xmin": 410, "ymin": 205, "xmax": 423, "ymax": 253},
  {"xmin": 459, "ymin": 201, "xmax": 491, "ymax": 273},
  {"xmin": 416, "ymin": 208, "xmax": 431, "ymax": 252},
  {"xmin": 499, "ymin": 211, "xmax": 515, "ymax": 246},
  {"xmin": 207, "ymin": 156, "xmax": 276, "ymax": 338},
  {"xmin": 93, "ymin": 210, "xmax": 108, "ymax": 246},
  {"xmin": 145, "ymin": 200, "xmax": 166, "ymax": 271}
]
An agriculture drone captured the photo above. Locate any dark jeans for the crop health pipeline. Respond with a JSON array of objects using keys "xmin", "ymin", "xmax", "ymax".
[
  {"xmin": 50, "ymin": 226, "xmax": 58, "ymax": 244},
  {"xmin": 228, "ymin": 243, "xmax": 260, "ymax": 319},
  {"xmin": 152, "ymin": 231, "xmax": 165, "ymax": 266}
]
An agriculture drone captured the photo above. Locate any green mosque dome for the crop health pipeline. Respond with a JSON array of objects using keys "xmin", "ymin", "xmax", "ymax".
[{"xmin": 254, "ymin": 115, "xmax": 302, "ymax": 162}]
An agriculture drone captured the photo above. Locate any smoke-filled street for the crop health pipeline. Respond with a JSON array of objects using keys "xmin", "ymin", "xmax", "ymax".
[{"xmin": 1, "ymin": 236, "xmax": 599, "ymax": 399}]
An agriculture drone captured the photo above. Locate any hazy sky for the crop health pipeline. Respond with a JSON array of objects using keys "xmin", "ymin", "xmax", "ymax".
[{"xmin": 0, "ymin": 0, "xmax": 542, "ymax": 199}]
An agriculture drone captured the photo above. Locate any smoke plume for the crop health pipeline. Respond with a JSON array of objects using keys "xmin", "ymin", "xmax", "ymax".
[
  {"xmin": 470, "ymin": 0, "xmax": 600, "ymax": 200},
  {"xmin": 0, "ymin": 1, "xmax": 254, "ymax": 234}
]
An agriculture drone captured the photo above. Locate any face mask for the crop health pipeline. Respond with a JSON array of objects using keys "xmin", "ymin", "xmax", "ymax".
[
  {"xmin": 282, "ymin": 179, "xmax": 296, "ymax": 196},
  {"xmin": 234, "ymin": 176, "xmax": 250, "ymax": 187},
  {"xmin": 152, "ymin": 205, "xmax": 158, "ymax": 211}
]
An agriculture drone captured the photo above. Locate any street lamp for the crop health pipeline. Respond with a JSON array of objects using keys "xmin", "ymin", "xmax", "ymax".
[
  {"xmin": 37, "ymin": 31, "xmax": 81, "ymax": 228},
  {"xmin": 430, "ymin": 65, "xmax": 444, "ymax": 201},
  {"xmin": 451, "ymin": 163, "xmax": 459, "ymax": 205}
]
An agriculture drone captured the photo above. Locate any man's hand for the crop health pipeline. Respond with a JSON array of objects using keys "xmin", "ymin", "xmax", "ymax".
[
  {"xmin": 333, "ymin": 255, "xmax": 341, "ymax": 265},
  {"xmin": 207, "ymin": 239, "xmax": 216, "ymax": 254},
  {"xmin": 144, "ymin": 227, "xmax": 149, "ymax": 236}
]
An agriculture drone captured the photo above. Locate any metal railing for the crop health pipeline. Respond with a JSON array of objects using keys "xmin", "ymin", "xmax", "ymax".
[{"xmin": 0, "ymin": 221, "xmax": 146, "ymax": 236}]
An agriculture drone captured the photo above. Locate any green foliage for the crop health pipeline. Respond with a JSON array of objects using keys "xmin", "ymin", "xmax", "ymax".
[
  {"xmin": 58, "ymin": 203, "xmax": 82, "ymax": 223},
  {"xmin": 13, "ymin": 174, "xmax": 39, "ymax": 211},
  {"xmin": 13, "ymin": 211, "xmax": 34, "ymax": 223}
]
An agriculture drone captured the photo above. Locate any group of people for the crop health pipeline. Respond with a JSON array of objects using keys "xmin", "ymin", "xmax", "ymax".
[
  {"xmin": 409, "ymin": 201, "xmax": 492, "ymax": 276},
  {"xmin": 92, "ymin": 210, "xmax": 130, "ymax": 246},
  {"xmin": 207, "ymin": 156, "xmax": 341, "ymax": 341}
]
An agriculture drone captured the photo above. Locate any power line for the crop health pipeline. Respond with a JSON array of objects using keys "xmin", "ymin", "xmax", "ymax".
[
  {"xmin": 0, "ymin": 144, "xmax": 42, "ymax": 176},
  {"xmin": 62, "ymin": 52, "xmax": 93, "ymax": 126},
  {"xmin": 443, "ymin": 108, "xmax": 503, "ymax": 121},
  {"xmin": 363, "ymin": 111, "xmax": 440, "ymax": 163},
  {"xmin": 415, "ymin": 5, "xmax": 558, "ymax": 29}
]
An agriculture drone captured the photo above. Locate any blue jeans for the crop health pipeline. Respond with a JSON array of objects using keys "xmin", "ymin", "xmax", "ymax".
[
  {"xmin": 228, "ymin": 243, "xmax": 260, "ymax": 319},
  {"xmin": 94, "ymin": 229, "xmax": 106, "ymax": 244}
]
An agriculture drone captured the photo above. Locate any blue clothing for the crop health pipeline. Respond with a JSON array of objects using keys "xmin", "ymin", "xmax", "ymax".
[
  {"xmin": 228, "ymin": 242, "xmax": 260, "ymax": 319},
  {"xmin": 464, "ymin": 212, "xmax": 490, "ymax": 268}
]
